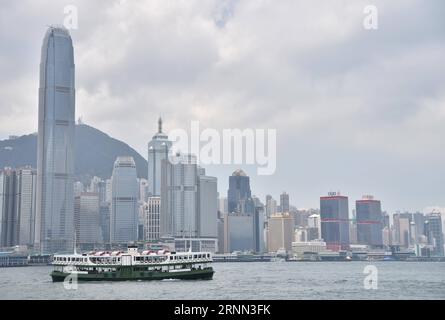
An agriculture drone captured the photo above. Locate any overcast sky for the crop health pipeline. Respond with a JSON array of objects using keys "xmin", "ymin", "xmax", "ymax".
[{"xmin": 0, "ymin": 0, "xmax": 444, "ymax": 213}]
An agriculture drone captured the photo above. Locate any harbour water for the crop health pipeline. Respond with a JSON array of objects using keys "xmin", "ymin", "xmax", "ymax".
[{"xmin": 0, "ymin": 262, "xmax": 444, "ymax": 300}]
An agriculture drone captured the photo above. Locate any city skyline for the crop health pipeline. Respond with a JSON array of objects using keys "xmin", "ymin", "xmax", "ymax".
[{"xmin": 1, "ymin": 1, "xmax": 445, "ymax": 214}]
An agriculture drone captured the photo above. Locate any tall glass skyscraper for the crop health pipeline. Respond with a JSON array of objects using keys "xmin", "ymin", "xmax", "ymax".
[
  {"xmin": 35, "ymin": 26, "xmax": 75, "ymax": 254},
  {"xmin": 320, "ymin": 193, "xmax": 350, "ymax": 251},
  {"xmin": 147, "ymin": 118, "xmax": 172, "ymax": 197},
  {"xmin": 110, "ymin": 157, "xmax": 138, "ymax": 244},
  {"xmin": 160, "ymin": 153, "xmax": 198, "ymax": 238},
  {"xmin": 227, "ymin": 169, "xmax": 253, "ymax": 214},
  {"xmin": 16, "ymin": 167, "xmax": 37, "ymax": 247},
  {"xmin": 355, "ymin": 196, "xmax": 383, "ymax": 248}
]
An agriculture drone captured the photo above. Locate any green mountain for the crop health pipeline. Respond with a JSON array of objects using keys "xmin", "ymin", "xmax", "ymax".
[{"xmin": 0, "ymin": 124, "xmax": 147, "ymax": 180}]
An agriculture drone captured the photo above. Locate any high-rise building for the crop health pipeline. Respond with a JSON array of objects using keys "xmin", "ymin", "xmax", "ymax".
[
  {"xmin": 224, "ymin": 213, "xmax": 255, "ymax": 253},
  {"xmin": 74, "ymin": 192, "xmax": 102, "ymax": 250},
  {"xmin": 320, "ymin": 192, "xmax": 350, "ymax": 251},
  {"xmin": 110, "ymin": 157, "xmax": 138, "ymax": 244},
  {"xmin": 147, "ymin": 118, "xmax": 172, "ymax": 197},
  {"xmin": 265, "ymin": 195, "xmax": 277, "ymax": 219},
  {"xmin": 99, "ymin": 203, "xmax": 110, "ymax": 245},
  {"xmin": 74, "ymin": 181, "xmax": 84, "ymax": 197},
  {"xmin": 197, "ymin": 175, "xmax": 218, "ymax": 238},
  {"xmin": 218, "ymin": 196, "xmax": 228, "ymax": 216},
  {"xmin": 280, "ymin": 192, "xmax": 290, "ymax": 213},
  {"xmin": 227, "ymin": 169, "xmax": 253, "ymax": 214},
  {"xmin": 0, "ymin": 168, "xmax": 17, "ymax": 247},
  {"xmin": 355, "ymin": 195, "xmax": 383, "ymax": 248},
  {"xmin": 307, "ymin": 213, "xmax": 321, "ymax": 241},
  {"xmin": 393, "ymin": 213, "xmax": 411, "ymax": 247},
  {"xmin": 424, "ymin": 213, "xmax": 444, "ymax": 256},
  {"xmin": 16, "ymin": 167, "xmax": 37, "ymax": 247},
  {"xmin": 160, "ymin": 153, "xmax": 218, "ymax": 246},
  {"xmin": 138, "ymin": 178, "xmax": 148, "ymax": 203},
  {"xmin": 267, "ymin": 213, "xmax": 294, "ymax": 254},
  {"xmin": 88, "ymin": 176, "xmax": 107, "ymax": 204},
  {"xmin": 160, "ymin": 153, "xmax": 198, "ymax": 238},
  {"xmin": 143, "ymin": 196, "xmax": 161, "ymax": 242},
  {"xmin": 35, "ymin": 26, "xmax": 75, "ymax": 254}
]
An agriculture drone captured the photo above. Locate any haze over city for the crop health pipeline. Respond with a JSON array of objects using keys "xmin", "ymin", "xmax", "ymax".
[{"xmin": 1, "ymin": 0, "xmax": 444, "ymax": 213}]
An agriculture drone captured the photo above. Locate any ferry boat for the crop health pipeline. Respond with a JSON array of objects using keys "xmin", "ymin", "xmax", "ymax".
[{"xmin": 51, "ymin": 245, "xmax": 214, "ymax": 282}]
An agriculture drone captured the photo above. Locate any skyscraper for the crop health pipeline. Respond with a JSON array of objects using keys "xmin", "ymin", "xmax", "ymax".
[
  {"xmin": 0, "ymin": 168, "xmax": 17, "ymax": 247},
  {"xmin": 110, "ymin": 157, "xmax": 138, "ymax": 244},
  {"xmin": 265, "ymin": 195, "xmax": 277, "ymax": 219},
  {"xmin": 267, "ymin": 213, "xmax": 294, "ymax": 254},
  {"xmin": 143, "ymin": 196, "xmax": 161, "ymax": 242},
  {"xmin": 393, "ymin": 213, "xmax": 412, "ymax": 247},
  {"xmin": 74, "ymin": 192, "xmax": 102, "ymax": 250},
  {"xmin": 227, "ymin": 169, "xmax": 254, "ymax": 214},
  {"xmin": 16, "ymin": 167, "xmax": 37, "ymax": 247},
  {"xmin": 424, "ymin": 213, "xmax": 444, "ymax": 256},
  {"xmin": 147, "ymin": 118, "xmax": 172, "ymax": 197},
  {"xmin": 160, "ymin": 153, "xmax": 198, "ymax": 238},
  {"xmin": 355, "ymin": 195, "xmax": 383, "ymax": 248},
  {"xmin": 280, "ymin": 192, "xmax": 290, "ymax": 213},
  {"xmin": 197, "ymin": 174, "xmax": 218, "ymax": 238},
  {"xmin": 320, "ymin": 192, "xmax": 350, "ymax": 251},
  {"xmin": 35, "ymin": 26, "xmax": 75, "ymax": 253}
]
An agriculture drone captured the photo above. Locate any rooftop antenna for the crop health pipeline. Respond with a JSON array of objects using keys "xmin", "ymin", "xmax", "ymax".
[{"xmin": 158, "ymin": 117, "xmax": 163, "ymax": 133}]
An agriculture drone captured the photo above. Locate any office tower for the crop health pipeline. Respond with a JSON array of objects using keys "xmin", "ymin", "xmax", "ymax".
[
  {"xmin": 0, "ymin": 169, "xmax": 17, "ymax": 247},
  {"xmin": 424, "ymin": 213, "xmax": 444, "ymax": 256},
  {"xmin": 227, "ymin": 169, "xmax": 253, "ymax": 214},
  {"xmin": 224, "ymin": 213, "xmax": 255, "ymax": 253},
  {"xmin": 197, "ymin": 174, "xmax": 218, "ymax": 238},
  {"xmin": 143, "ymin": 196, "xmax": 161, "ymax": 242},
  {"xmin": 307, "ymin": 213, "xmax": 321, "ymax": 241},
  {"xmin": 160, "ymin": 153, "xmax": 218, "ymax": 250},
  {"xmin": 74, "ymin": 181, "xmax": 84, "ymax": 197},
  {"xmin": 254, "ymin": 205, "xmax": 266, "ymax": 253},
  {"xmin": 267, "ymin": 213, "xmax": 294, "ymax": 254},
  {"xmin": 105, "ymin": 179, "xmax": 112, "ymax": 203},
  {"xmin": 393, "ymin": 213, "xmax": 411, "ymax": 247},
  {"xmin": 99, "ymin": 203, "xmax": 110, "ymax": 245},
  {"xmin": 383, "ymin": 212, "xmax": 390, "ymax": 229},
  {"xmin": 355, "ymin": 195, "xmax": 383, "ymax": 248},
  {"xmin": 224, "ymin": 170, "xmax": 257, "ymax": 252},
  {"xmin": 217, "ymin": 216, "xmax": 225, "ymax": 253},
  {"xmin": 74, "ymin": 192, "xmax": 101, "ymax": 250},
  {"xmin": 320, "ymin": 192, "xmax": 350, "ymax": 251},
  {"xmin": 295, "ymin": 209, "xmax": 315, "ymax": 227},
  {"xmin": 411, "ymin": 213, "xmax": 425, "ymax": 244},
  {"xmin": 35, "ymin": 26, "xmax": 75, "ymax": 254},
  {"xmin": 147, "ymin": 118, "xmax": 172, "ymax": 197},
  {"xmin": 138, "ymin": 178, "xmax": 148, "ymax": 203},
  {"xmin": 280, "ymin": 192, "xmax": 290, "ymax": 213},
  {"xmin": 160, "ymin": 153, "xmax": 198, "ymax": 238},
  {"xmin": 218, "ymin": 196, "xmax": 228, "ymax": 216},
  {"xmin": 88, "ymin": 176, "xmax": 107, "ymax": 204},
  {"xmin": 110, "ymin": 157, "xmax": 138, "ymax": 243},
  {"xmin": 265, "ymin": 195, "xmax": 277, "ymax": 219},
  {"xmin": 15, "ymin": 167, "xmax": 37, "ymax": 247}
]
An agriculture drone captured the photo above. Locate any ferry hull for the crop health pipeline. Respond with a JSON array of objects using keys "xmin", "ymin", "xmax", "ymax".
[{"xmin": 51, "ymin": 267, "xmax": 214, "ymax": 282}]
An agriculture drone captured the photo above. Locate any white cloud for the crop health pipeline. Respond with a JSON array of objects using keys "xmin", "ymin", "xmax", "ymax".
[{"xmin": 0, "ymin": 0, "xmax": 444, "ymax": 212}]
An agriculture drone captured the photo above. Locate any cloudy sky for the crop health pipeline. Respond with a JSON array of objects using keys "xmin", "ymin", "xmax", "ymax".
[{"xmin": 0, "ymin": 0, "xmax": 444, "ymax": 213}]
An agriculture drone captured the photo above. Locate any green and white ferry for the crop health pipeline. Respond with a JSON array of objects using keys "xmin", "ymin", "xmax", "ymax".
[{"xmin": 51, "ymin": 245, "xmax": 214, "ymax": 282}]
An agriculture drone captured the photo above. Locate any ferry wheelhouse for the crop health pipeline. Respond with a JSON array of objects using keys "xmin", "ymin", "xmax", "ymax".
[{"xmin": 51, "ymin": 245, "xmax": 214, "ymax": 282}]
